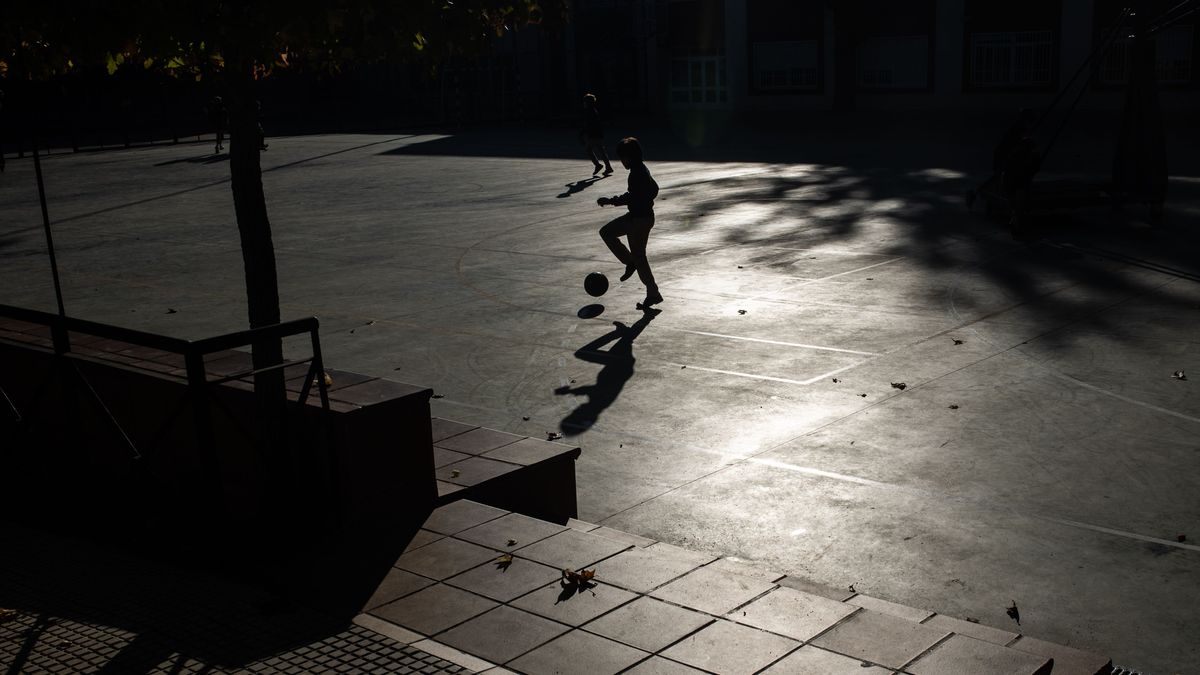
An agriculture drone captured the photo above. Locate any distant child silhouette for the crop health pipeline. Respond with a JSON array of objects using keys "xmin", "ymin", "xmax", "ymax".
[
  {"xmin": 207, "ymin": 96, "xmax": 227, "ymax": 154},
  {"xmin": 597, "ymin": 137, "xmax": 662, "ymax": 309},
  {"xmin": 580, "ymin": 94, "xmax": 613, "ymax": 176}
]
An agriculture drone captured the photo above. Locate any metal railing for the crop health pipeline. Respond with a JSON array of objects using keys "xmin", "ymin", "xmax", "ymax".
[{"xmin": 0, "ymin": 304, "xmax": 332, "ymax": 501}]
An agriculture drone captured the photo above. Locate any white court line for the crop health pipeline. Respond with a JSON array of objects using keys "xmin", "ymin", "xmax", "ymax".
[
  {"xmin": 736, "ymin": 456, "xmax": 1200, "ymax": 553},
  {"xmin": 659, "ymin": 362, "xmax": 814, "ymax": 386},
  {"xmin": 1045, "ymin": 369, "xmax": 1200, "ymax": 425},
  {"xmin": 659, "ymin": 359, "xmax": 867, "ymax": 386},
  {"xmin": 740, "ymin": 256, "xmax": 905, "ymax": 304},
  {"xmin": 667, "ymin": 328, "xmax": 878, "ymax": 356}
]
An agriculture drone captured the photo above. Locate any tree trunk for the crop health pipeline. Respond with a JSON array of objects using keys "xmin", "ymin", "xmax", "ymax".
[{"xmin": 226, "ymin": 62, "xmax": 290, "ymax": 494}]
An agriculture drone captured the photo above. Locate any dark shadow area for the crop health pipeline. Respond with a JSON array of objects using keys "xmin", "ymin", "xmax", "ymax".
[
  {"xmin": 577, "ymin": 304, "xmax": 605, "ymax": 319},
  {"xmin": 557, "ymin": 175, "xmax": 605, "ymax": 198},
  {"xmin": 555, "ymin": 309, "xmax": 658, "ymax": 436},
  {"xmin": 0, "ymin": 520, "xmax": 345, "ymax": 671},
  {"xmin": 153, "ymin": 153, "xmax": 230, "ymax": 167},
  {"xmin": 376, "ymin": 110, "xmax": 1200, "ymax": 177},
  {"xmin": 0, "ymin": 333, "xmax": 434, "ymax": 669}
]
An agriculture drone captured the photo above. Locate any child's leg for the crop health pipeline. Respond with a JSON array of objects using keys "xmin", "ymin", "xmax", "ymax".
[
  {"xmin": 597, "ymin": 143, "xmax": 613, "ymax": 172},
  {"xmin": 626, "ymin": 216, "xmax": 659, "ymax": 295},
  {"xmin": 599, "ymin": 214, "xmax": 634, "ymax": 267},
  {"xmin": 585, "ymin": 139, "xmax": 603, "ymax": 168}
]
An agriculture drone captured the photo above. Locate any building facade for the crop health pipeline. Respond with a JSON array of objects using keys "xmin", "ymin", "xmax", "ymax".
[{"xmin": 569, "ymin": 0, "xmax": 1200, "ymax": 114}]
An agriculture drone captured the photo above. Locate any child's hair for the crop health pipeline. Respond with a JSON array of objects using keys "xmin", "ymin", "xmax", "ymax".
[
  {"xmin": 616, "ymin": 137, "xmax": 643, "ymax": 163},
  {"xmin": 583, "ymin": 93, "xmax": 597, "ymax": 105}
]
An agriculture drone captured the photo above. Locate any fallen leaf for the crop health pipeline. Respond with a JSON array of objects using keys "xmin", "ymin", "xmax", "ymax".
[
  {"xmin": 965, "ymin": 616, "xmax": 980, "ymax": 624},
  {"xmin": 737, "ymin": 309, "xmax": 747, "ymax": 315},
  {"xmin": 953, "ymin": 339, "xmax": 964, "ymax": 345},
  {"xmin": 522, "ymin": 416, "xmax": 530, "ymax": 421},
  {"xmin": 561, "ymin": 568, "xmax": 596, "ymax": 586},
  {"xmin": 547, "ymin": 432, "xmax": 563, "ymax": 441},
  {"xmin": 570, "ymin": 379, "xmax": 577, "ymax": 384},
  {"xmin": 1006, "ymin": 601, "xmax": 1020, "ymax": 625},
  {"xmin": 848, "ymin": 583, "xmax": 856, "ymax": 593},
  {"xmin": 948, "ymin": 404, "xmax": 959, "ymax": 410},
  {"xmin": 450, "ymin": 469, "xmax": 461, "ymax": 478},
  {"xmin": 891, "ymin": 382, "xmax": 907, "ymax": 390},
  {"xmin": 832, "ymin": 378, "xmax": 840, "ymax": 383},
  {"xmin": 681, "ymin": 365, "xmax": 686, "ymax": 369},
  {"xmin": 495, "ymin": 554, "xmax": 513, "ymax": 570},
  {"xmin": 506, "ymin": 539, "xmax": 518, "ymax": 547},
  {"xmin": 737, "ymin": 265, "xmax": 744, "ymax": 269},
  {"xmin": 1172, "ymin": 370, "xmax": 1187, "ymax": 380},
  {"xmin": 859, "ymin": 393, "xmax": 867, "ymax": 397},
  {"xmin": 323, "ymin": 373, "xmax": 333, "ymax": 386}
]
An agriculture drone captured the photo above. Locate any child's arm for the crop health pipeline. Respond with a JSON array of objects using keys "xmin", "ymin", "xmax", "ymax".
[{"xmin": 598, "ymin": 192, "xmax": 628, "ymax": 207}]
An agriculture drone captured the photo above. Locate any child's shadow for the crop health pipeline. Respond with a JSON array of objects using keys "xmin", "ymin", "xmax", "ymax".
[
  {"xmin": 555, "ymin": 309, "xmax": 659, "ymax": 435},
  {"xmin": 557, "ymin": 176, "xmax": 604, "ymax": 198}
]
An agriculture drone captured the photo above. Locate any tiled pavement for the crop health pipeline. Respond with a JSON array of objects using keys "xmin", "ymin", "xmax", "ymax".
[
  {"xmin": 362, "ymin": 500, "xmax": 1114, "ymax": 675},
  {"xmin": 0, "ymin": 472, "xmax": 1116, "ymax": 675}
]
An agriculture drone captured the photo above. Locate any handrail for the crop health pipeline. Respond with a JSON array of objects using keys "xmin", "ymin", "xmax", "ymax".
[
  {"xmin": 0, "ymin": 301, "xmax": 330, "ymax": 411},
  {"xmin": 0, "ymin": 303, "xmax": 320, "ymax": 359}
]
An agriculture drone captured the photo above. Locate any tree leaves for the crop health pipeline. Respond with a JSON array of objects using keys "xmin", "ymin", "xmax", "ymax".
[{"xmin": 2, "ymin": 0, "xmax": 566, "ymax": 83}]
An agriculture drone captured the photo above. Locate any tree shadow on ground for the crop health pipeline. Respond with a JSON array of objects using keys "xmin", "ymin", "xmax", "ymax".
[{"xmin": 652, "ymin": 161, "xmax": 1200, "ymax": 352}]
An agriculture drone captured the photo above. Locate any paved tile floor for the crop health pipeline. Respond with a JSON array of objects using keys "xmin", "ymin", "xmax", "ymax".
[
  {"xmin": 360, "ymin": 500, "xmax": 1106, "ymax": 675},
  {"xmin": 1, "ymin": 116, "xmax": 1197, "ymax": 672}
]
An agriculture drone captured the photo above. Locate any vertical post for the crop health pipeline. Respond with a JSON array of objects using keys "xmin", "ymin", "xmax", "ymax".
[
  {"xmin": 32, "ymin": 142, "xmax": 69, "ymax": 354},
  {"xmin": 185, "ymin": 350, "xmax": 224, "ymax": 518}
]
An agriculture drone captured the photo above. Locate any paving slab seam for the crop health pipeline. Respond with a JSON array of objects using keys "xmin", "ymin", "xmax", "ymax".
[{"xmin": 896, "ymin": 632, "xmax": 957, "ymax": 673}]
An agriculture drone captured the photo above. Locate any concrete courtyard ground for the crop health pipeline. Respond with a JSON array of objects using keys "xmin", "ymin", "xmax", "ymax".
[{"xmin": 2, "ymin": 114, "xmax": 1198, "ymax": 673}]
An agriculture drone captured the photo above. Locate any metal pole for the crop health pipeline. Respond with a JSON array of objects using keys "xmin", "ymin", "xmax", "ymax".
[{"xmin": 32, "ymin": 140, "xmax": 69, "ymax": 353}]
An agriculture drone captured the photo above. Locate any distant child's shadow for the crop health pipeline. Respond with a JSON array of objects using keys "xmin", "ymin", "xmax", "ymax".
[
  {"xmin": 153, "ymin": 154, "xmax": 230, "ymax": 167},
  {"xmin": 555, "ymin": 309, "xmax": 659, "ymax": 435},
  {"xmin": 557, "ymin": 176, "xmax": 604, "ymax": 198}
]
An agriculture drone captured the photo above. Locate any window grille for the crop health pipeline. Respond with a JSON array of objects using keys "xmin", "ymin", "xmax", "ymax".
[
  {"xmin": 670, "ymin": 51, "xmax": 728, "ymax": 105},
  {"xmin": 969, "ymin": 30, "xmax": 1054, "ymax": 86},
  {"xmin": 751, "ymin": 40, "xmax": 820, "ymax": 92},
  {"xmin": 1098, "ymin": 24, "xmax": 1193, "ymax": 84}
]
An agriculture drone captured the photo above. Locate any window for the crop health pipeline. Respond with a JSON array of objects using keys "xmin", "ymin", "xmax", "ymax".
[
  {"xmin": 1098, "ymin": 24, "xmax": 1194, "ymax": 85},
  {"xmin": 751, "ymin": 41, "xmax": 820, "ymax": 91},
  {"xmin": 969, "ymin": 30, "xmax": 1055, "ymax": 87},
  {"xmin": 670, "ymin": 51, "xmax": 727, "ymax": 105},
  {"xmin": 858, "ymin": 35, "xmax": 929, "ymax": 89}
]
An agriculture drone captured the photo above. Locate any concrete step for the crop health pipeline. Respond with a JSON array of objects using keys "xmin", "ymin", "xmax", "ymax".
[{"xmin": 357, "ymin": 500, "xmax": 1114, "ymax": 675}]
